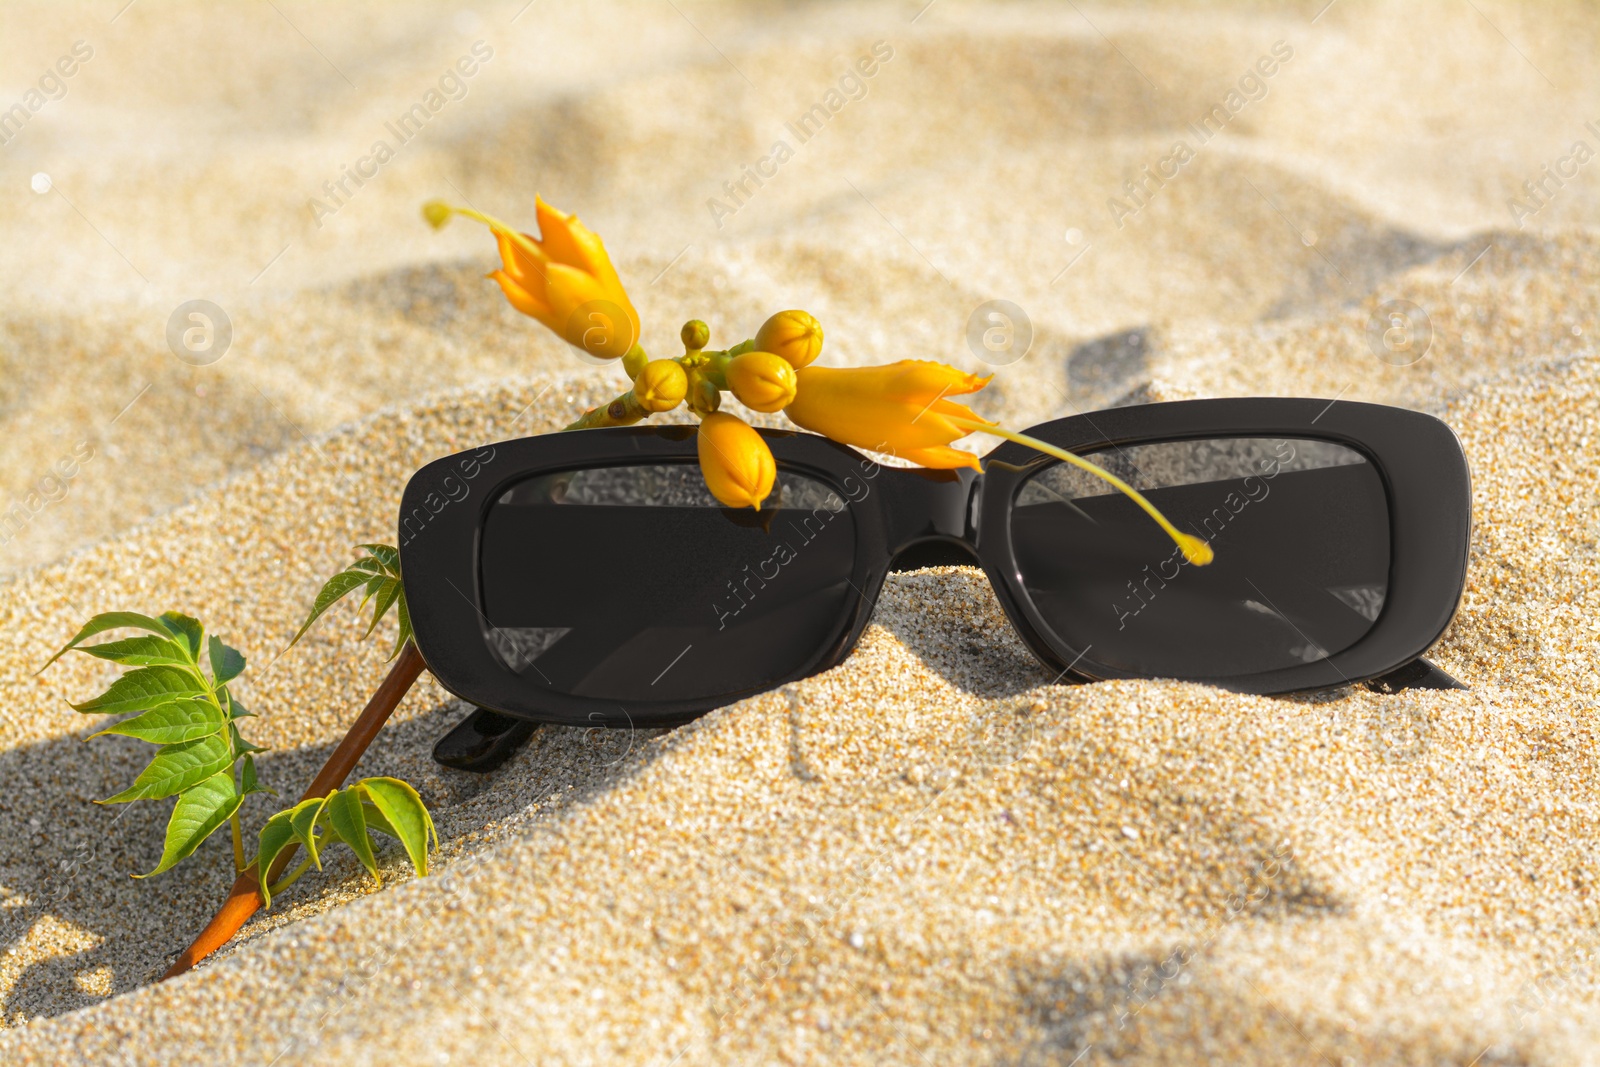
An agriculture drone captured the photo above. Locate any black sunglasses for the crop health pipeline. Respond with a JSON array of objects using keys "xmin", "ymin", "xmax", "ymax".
[{"xmin": 398, "ymin": 397, "xmax": 1471, "ymax": 772}]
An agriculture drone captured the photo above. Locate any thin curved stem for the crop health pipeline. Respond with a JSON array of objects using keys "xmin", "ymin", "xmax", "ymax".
[
  {"xmin": 951, "ymin": 417, "xmax": 1213, "ymax": 565},
  {"xmin": 267, "ymin": 852, "xmax": 316, "ymax": 898},
  {"xmin": 441, "ymin": 205, "xmax": 547, "ymax": 268}
]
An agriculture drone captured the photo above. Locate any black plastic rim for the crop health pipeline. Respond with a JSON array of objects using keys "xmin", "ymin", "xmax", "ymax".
[{"xmin": 397, "ymin": 398, "xmax": 1472, "ymax": 726}]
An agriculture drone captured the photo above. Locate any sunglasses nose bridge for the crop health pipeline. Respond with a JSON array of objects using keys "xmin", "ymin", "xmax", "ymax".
[{"xmin": 880, "ymin": 466, "xmax": 980, "ymax": 556}]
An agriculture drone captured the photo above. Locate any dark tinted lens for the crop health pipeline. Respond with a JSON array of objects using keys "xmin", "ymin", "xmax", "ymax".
[
  {"xmin": 1011, "ymin": 438, "xmax": 1389, "ymax": 678},
  {"xmin": 479, "ymin": 463, "xmax": 856, "ymax": 701}
]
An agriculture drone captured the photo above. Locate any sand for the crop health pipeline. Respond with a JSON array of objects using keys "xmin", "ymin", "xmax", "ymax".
[{"xmin": 2, "ymin": 0, "xmax": 1599, "ymax": 1063}]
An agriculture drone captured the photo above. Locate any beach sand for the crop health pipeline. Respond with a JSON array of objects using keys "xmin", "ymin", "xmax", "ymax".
[{"xmin": 2, "ymin": 0, "xmax": 1599, "ymax": 1062}]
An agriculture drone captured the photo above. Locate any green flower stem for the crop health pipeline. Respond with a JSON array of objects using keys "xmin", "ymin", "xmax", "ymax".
[
  {"xmin": 230, "ymin": 812, "xmax": 245, "ymax": 872},
  {"xmin": 621, "ymin": 343, "xmax": 649, "ymax": 380},
  {"xmin": 267, "ymin": 852, "xmax": 316, "ymax": 898},
  {"xmin": 564, "ymin": 389, "xmax": 651, "ymax": 430},
  {"xmin": 950, "ymin": 417, "xmax": 1214, "ymax": 566},
  {"xmin": 700, "ymin": 349, "xmax": 732, "ymax": 391},
  {"xmin": 561, "ymin": 334, "xmax": 757, "ymax": 429}
]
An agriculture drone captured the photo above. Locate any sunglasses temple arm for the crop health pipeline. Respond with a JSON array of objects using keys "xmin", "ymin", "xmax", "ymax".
[
  {"xmin": 160, "ymin": 640, "xmax": 428, "ymax": 981},
  {"xmin": 1364, "ymin": 656, "xmax": 1467, "ymax": 694}
]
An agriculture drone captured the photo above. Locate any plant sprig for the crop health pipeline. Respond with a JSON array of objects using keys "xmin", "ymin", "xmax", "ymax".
[
  {"xmin": 42, "ymin": 611, "xmax": 271, "ymax": 877},
  {"xmin": 289, "ymin": 543, "xmax": 412, "ymax": 661},
  {"xmin": 255, "ymin": 777, "xmax": 436, "ymax": 907}
]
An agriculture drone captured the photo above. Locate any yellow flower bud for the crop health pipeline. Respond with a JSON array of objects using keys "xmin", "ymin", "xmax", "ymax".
[
  {"xmin": 755, "ymin": 310, "xmax": 824, "ymax": 369},
  {"xmin": 697, "ymin": 412, "xmax": 775, "ymax": 510},
  {"xmin": 633, "ymin": 359, "xmax": 688, "ymax": 413},
  {"xmin": 724, "ymin": 351, "xmax": 798, "ymax": 413},
  {"xmin": 681, "ymin": 319, "xmax": 710, "ymax": 351},
  {"xmin": 687, "ymin": 369, "xmax": 721, "ymax": 416}
]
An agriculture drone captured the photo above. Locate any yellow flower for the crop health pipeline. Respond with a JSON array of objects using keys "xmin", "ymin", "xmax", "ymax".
[
  {"xmin": 697, "ymin": 412, "xmax": 775, "ymax": 510},
  {"xmin": 755, "ymin": 310, "xmax": 824, "ymax": 369},
  {"xmin": 783, "ymin": 358, "xmax": 1212, "ymax": 562},
  {"xmin": 724, "ymin": 351, "xmax": 798, "ymax": 413},
  {"xmin": 423, "ymin": 197, "xmax": 641, "ymax": 361},
  {"xmin": 633, "ymin": 359, "xmax": 687, "ymax": 412},
  {"xmin": 784, "ymin": 360, "xmax": 992, "ymax": 470}
]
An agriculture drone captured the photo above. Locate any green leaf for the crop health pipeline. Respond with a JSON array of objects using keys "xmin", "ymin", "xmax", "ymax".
[
  {"xmin": 39, "ymin": 611, "xmax": 175, "ymax": 672},
  {"xmin": 229, "ymin": 721, "xmax": 267, "ymax": 756},
  {"xmin": 286, "ymin": 568, "xmax": 375, "ymax": 650},
  {"xmin": 390, "ymin": 587, "xmax": 414, "ymax": 661},
  {"xmin": 289, "ymin": 795, "xmax": 329, "ymax": 870},
  {"xmin": 90, "ymin": 698, "xmax": 225, "ymax": 744},
  {"xmin": 136, "ymin": 770, "xmax": 241, "ymax": 877},
  {"xmin": 357, "ymin": 777, "xmax": 435, "ymax": 877},
  {"xmin": 253, "ymin": 809, "xmax": 298, "ymax": 907},
  {"xmin": 362, "ymin": 579, "xmax": 402, "ymax": 641},
  {"xmin": 79, "ymin": 634, "xmax": 194, "ymax": 668},
  {"xmin": 71, "ymin": 666, "xmax": 205, "ymax": 716},
  {"xmin": 358, "ymin": 544, "xmax": 400, "ymax": 575},
  {"xmin": 325, "ymin": 787, "xmax": 379, "ymax": 881},
  {"xmin": 239, "ymin": 753, "xmax": 273, "ymax": 798},
  {"xmin": 208, "ymin": 636, "xmax": 245, "ymax": 686},
  {"xmin": 354, "ymin": 574, "xmax": 387, "ymax": 618},
  {"xmin": 100, "ymin": 733, "xmax": 233, "ymax": 803},
  {"xmin": 157, "ymin": 612, "xmax": 205, "ymax": 659},
  {"xmin": 359, "ymin": 800, "xmax": 400, "ymax": 841}
]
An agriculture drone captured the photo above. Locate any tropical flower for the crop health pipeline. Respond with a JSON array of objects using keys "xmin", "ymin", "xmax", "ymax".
[
  {"xmin": 783, "ymin": 360, "xmax": 993, "ymax": 470},
  {"xmin": 697, "ymin": 412, "xmax": 775, "ymax": 509},
  {"xmin": 755, "ymin": 309, "xmax": 824, "ymax": 369},
  {"xmin": 724, "ymin": 351, "xmax": 797, "ymax": 412},
  {"xmin": 784, "ymin": 358, "xmax": 1211, "ymax": 562},
  {"xmin": 422, "ymin": 197, "xmax": 641, "ymax": 361},
  {"xmin": 416, "ymin": 203, "xmax": 1212, "ymax": 563}
]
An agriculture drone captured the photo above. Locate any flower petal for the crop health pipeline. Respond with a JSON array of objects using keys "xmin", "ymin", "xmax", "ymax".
[
  {"xmin": 896, "ymin": 445, "xmax": 984, "ymax": 470},
  {"xmin": 534, "ymin": 196, "xmax": 611, "ymax": 278},
  {"xmin": 488, "ymin": 269, "xmax": 553, "ymax": 325}
]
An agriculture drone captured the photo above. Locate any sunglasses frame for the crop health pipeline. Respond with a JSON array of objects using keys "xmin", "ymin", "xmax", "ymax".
[{"xmin": 399, "ymin": 397, "xmax": 1471, "ymax": 730}]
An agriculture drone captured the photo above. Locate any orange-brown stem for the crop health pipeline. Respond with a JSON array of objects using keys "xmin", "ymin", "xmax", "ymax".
[{"xmin": 160, "ymin": 641, "xmax": 427, "ymax": 980}]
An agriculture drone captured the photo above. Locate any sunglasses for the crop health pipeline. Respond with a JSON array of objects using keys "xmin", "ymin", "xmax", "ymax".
[{"xmin": 398, "ymin": 397, "xmax": 1471, "ymax": 772}]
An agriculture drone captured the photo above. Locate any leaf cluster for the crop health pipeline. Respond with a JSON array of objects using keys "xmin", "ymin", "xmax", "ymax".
[
  {"xmin": 255, "ymin": 777, "xmax": 436, "ymax": 907},
  {"xmin": 289, "ymin": 544, "xmax": 411, "ymax": 661},
  {"xmin": 43, "ymin": 611, "xmax": 270, "ymax": 877}
]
